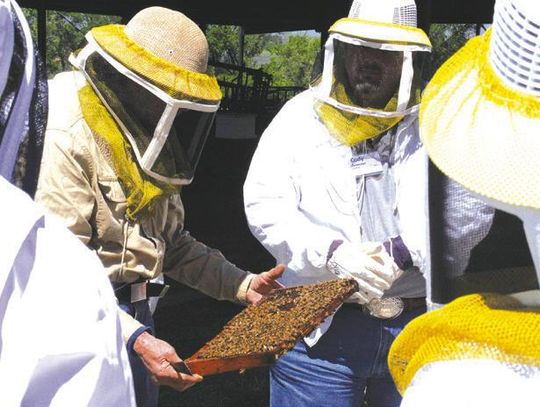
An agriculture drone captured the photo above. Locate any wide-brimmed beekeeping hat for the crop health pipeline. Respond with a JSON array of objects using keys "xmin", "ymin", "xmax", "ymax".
[
  {"xmin": 420, "ymin": 0, "xmax": 540, "ymax": 210},
  {"xmin": 311, "ymin": 0, "xmax": 431, "ymax": 145},
  {"xmin": 71, "ymin": 6, "xmax": 221, "ymax": 186},
  {"xmin": 90, "ymin": 6, "xmax": 221, "ymax": 102}
]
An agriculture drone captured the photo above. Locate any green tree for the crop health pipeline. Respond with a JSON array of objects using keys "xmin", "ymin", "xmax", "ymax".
[
  {"xmin": 206, "ymin": 25, "xmax": 280, "ymax": 67},
  {"xmin": 205, "ymin": 25, "xmax": 282, "ymax": 85},
  {"xmin": 22, "ymin": 9, "xmax": 120, "ymax": 77},
  {"xmin": 425, "ymin": 24, "xmax": 477, "ymax": 80},
  {"xmin": 264, "ymin": 34, "xmax": 320, "ymax": 87}
]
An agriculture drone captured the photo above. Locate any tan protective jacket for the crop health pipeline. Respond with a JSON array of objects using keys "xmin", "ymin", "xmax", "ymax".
[{"xmin": 36, "ymin": 72, "xmax": 253, "ymax": 341}]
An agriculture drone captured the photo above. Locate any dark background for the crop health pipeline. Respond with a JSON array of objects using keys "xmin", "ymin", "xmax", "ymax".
[{"xmin": 155, "ymin": 131, "xmax": 275, "ymax": 407}]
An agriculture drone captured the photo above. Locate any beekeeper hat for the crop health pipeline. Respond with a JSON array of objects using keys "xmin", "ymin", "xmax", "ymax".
[
  {"xmin": 311, "ymin": 0, "xmax": 431, "ymax": 146},
  {"xmin": 320, "ymin": 0, "xmax": 431, "ymax": 117},
  {"xmin": 71, "ymin": 6, "xmax": 222, "ymax": 188},
  {"xmin": 331, "ymin": 0, "xmax": 430, "ymax": 55},
  {"xmin": 349, "ymin": 0, "xmax": 417, "ymax": 25},
  {"xmin": 420, "ymin": 0, "xmax": 540, "ymax": 210},
  {"xmin": 87, "ymin": 6, "xmax": 221, "ymax": 103}
]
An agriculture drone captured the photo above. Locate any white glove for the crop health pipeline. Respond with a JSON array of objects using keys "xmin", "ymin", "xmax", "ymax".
[{"xmin": 326, "ymin": 241, "xmax": 403, "ymax": 304}]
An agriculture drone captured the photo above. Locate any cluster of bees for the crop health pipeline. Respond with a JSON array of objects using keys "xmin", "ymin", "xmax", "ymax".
[{"xmin": 197, "ymin": 278, "xmax": 358, "ymax": 360}]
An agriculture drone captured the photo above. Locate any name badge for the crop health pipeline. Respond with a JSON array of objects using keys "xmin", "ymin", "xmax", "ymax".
[{"xmin": 350, "ymin": 151, "xmax": 384, "ymax": 177}]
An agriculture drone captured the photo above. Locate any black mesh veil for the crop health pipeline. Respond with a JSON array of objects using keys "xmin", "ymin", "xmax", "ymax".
[
  {"xmin": 16, "ymin": 50, "xmax": 47, "ymax": 197},
  {"xmin": 428, "ymin": 162, "xmax": 538, "ymax": 305},
  {"xmin": 81, "ymin": 46, "xmax": 216, "ymax": 184},
  {"xmin": 0, "ymin": 2, "xmax": 47, "ymax": 197}
]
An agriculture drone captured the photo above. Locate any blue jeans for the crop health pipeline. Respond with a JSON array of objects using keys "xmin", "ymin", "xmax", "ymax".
[
  {"xmin": 270, "ymin": 305, "xmax": 425, "ymax": 407},
  {"xmin": 119, "ymin": 300, "xmax": 159, "ymax": 407}
]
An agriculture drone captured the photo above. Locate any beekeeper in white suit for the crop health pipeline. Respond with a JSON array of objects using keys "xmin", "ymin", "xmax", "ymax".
[
  {"xmin": 244, "ymin": 0, "xmax": 432, "ymax": 405},
  {"xmin": 389, "ymin": 0, "xmax": 540, "ymax": 405},
  {"xmin": 0, "ymin": 0, "xmax": 135, "ymax": 405}
]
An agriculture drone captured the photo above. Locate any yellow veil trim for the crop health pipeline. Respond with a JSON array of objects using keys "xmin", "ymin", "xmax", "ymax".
[
  {"xmin": 388, "ymin": 293, "xmax": 540, "ymax": 395},
  {"xmin": 91, "ymin": 25, "xmax": 222, "ymax": 102},
  {"xmin": 79, "ymin": 84, "xmax": 175, "ymax": 222},
  {"xmin": 315, "ymin": 83, "xmax": 403, "ymax": 146},
  {"xmin": 330, "ymin": 18, "xmax": 432, "ymax": 48},
  {"xmin": 422, "ymin": 28, "xmax": 540, "ymax": 121}
]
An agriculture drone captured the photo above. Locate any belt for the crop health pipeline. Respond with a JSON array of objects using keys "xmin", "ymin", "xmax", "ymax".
[
  {"xmin": 113, "ymin": 281, "xmax": 170, "ymax": 303},
  {"xmin": 342, "ymin": 297, "xmax": 426, "ymax": 319}
]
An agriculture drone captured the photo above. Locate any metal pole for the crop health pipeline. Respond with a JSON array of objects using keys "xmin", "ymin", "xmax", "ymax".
[
  {"xmin": 476, "ymin": 24, "xmax": 483, "ymax": 35},
  {"xmin": 237, "ymin": 26, "xmax": 245, "ymax": 104},
  {"xmin": 238, "ymin": 26, "xmax": 245, "ymax": 67},
  {"xmin": 320, "ymin": 29, "xmax": 328, "ymax": 52},
  {"xmin": 37, "ymin": 8, "xmax": 46, "ymax": 62}
]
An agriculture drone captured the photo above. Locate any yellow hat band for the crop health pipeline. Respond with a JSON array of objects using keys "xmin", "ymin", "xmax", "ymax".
[
  {"xmin": 419, "ymin": 27, "xmax": 540, "ymax": 210},
  {"xmin": 389, "ymin": 293, "xmax": 540, "ymax": 395},
  {"xmin": 90, "ymin": 24, "xmax": 222, "ymax": 103}
]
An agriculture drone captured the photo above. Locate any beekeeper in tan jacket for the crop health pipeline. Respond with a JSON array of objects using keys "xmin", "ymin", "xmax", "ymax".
[{"xmin": 35, "ymin": 7, "xmax": 284, "ymax": 406}]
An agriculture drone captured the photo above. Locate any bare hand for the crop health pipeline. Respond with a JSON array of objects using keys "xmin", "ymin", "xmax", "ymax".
[
  {"xmin": 133, "ymin": 331, "xmax": 202, "ymax": 392},
  {"xmin": 246, "ymin": 264, "xmax": 286, "ymax": 304}
]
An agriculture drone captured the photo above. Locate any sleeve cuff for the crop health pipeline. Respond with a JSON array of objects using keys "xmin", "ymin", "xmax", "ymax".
[
  {"xmin": 127, "ymin": 325, "xmax": 153, "ymax": 354},
  {"xmin": 235, "ymin": 273, "xmax": 256, "ymax": 304},
  {"xmin": 118, "ymin": 307, "xmax": 145, "ymax": 344},
  {"xmin": 384, "ymin": 235, "xmax": 413, "ymax": 270}
]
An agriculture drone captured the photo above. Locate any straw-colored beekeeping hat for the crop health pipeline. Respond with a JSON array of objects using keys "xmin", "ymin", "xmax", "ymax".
[
  {"xmin": 125, "ymin": 6, "xmax": 208, "ymax": 73},
  {"xmin": 420, "ymin": 0, "xmax": 540, "ymax": 209},
  {"xmin": 87, "ymin": 6, "xmax": 221, "ymax": 102}
]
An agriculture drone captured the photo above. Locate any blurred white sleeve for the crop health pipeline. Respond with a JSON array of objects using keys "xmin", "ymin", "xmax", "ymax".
[{"xmin": 0, "ymin": 178, "xmax": 135, "ymax": 406}]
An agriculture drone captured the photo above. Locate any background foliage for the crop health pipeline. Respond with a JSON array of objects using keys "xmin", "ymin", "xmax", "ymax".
[
  {"xmin": 21, "ymin": 10, "xmax": 477, "ymax": 89},
  {"xmin": 425, "ymin": 24, "xmax": 478, "ymax": 79},
  {"xmin": 21, "ymin": 11, "xmax": 321, "ymax": 87},
  {"xmin": 22, "ymin": 10, "xmax": 120, "ymax": 75}
]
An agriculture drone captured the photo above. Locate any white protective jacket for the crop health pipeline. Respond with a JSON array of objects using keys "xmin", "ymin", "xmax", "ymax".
[
  {"xmin": 244, "ymin": 90, "xmax": 429, "ymax": 296},
  {"xmin": 0, "ymin": 176, "xmax": 135, "ymax": 406}
]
